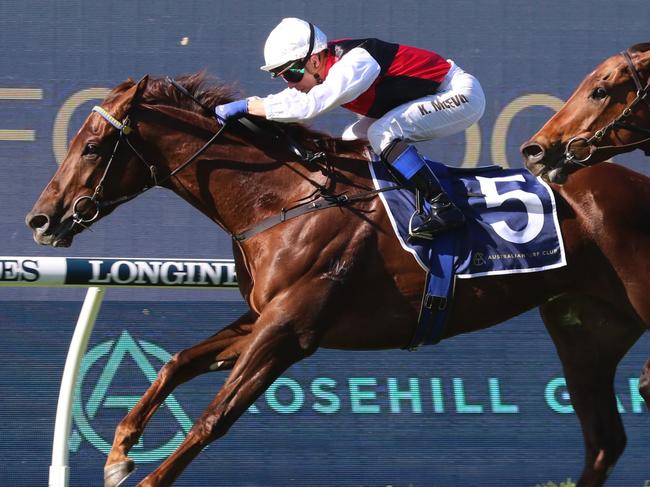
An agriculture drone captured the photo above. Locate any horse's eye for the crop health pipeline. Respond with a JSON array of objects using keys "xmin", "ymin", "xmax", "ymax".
[
  {"xmin": 83, "ymin": 143, "xmax": 99, "ymax": 156},
  {"xmin": 591, "ymin": 87, "xmax": 608, "ymax": 100}
]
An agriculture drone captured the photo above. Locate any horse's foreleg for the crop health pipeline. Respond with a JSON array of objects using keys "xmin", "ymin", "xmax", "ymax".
[
  {"xmin": 104, "ymin": 311, "xmax": 256, "ymax": 487},
  {"xmin": 133, "ymin": 297, "xmax": 325, "ymax": 487},
  {"xmin": 540, "ymin": 295, "xmax": 643, "ymax": 487},
  {"xmin": 601, "ymin": 231, "xmax": 650, "ymax": 411}
]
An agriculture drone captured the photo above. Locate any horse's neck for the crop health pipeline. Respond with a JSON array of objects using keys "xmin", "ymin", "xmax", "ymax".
[{"xmin": 147, "ymin": 119, "xmax": 366, "ymax": 236}]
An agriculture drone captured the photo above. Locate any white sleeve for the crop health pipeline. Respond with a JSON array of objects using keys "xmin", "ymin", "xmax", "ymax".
[{"xmin": 262, "ymin": 47, "xmax": 381, "ymax": 122}]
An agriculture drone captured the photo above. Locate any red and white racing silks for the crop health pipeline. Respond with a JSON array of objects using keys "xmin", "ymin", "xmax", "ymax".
[
  {"xmin": 262, "ymin": 38, "xmax": 485, "ymax": 154},
  {"xmin": 263, "ymin": 38, "xmax": 450, "ymax": 120},
  {"xmin": 332, "ymin": 39, "xmax": 452, "ymax": 118}
]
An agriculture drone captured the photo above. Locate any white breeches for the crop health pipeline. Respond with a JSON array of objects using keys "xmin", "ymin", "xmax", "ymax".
[{"xmin": 341, "ymin": 60, "xmax": 486, "ymax": 154}]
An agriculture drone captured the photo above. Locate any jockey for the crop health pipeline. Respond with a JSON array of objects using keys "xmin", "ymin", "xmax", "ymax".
[{"xmin": 215, "ymin": 17, "xmax": 485, "ymax": 240}]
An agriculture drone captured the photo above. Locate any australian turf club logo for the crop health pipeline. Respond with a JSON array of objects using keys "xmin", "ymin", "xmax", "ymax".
[{"xmin": 70, "ymin": 331, "xmax": 192, "ymax": 463}]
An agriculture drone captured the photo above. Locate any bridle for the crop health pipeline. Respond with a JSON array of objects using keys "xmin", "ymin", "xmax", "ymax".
[
  {"xmin": 72, "ymin": 77, "xmax": 397, "ymax": 242},
  {"xmin": 561, "ymin": 49, "xmax": 650, "ymax": 170},
  {"xmin": 71, "ymin": 89, "xmax": 226, "ymax": 228}
]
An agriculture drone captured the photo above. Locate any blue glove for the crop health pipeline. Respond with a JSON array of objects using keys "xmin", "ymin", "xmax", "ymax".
[{"xmin": 214, "ymin": 99, "xmax": 248, "ymax": 123}]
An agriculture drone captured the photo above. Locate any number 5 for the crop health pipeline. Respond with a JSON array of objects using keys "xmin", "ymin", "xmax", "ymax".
[{"xmin": 475, "ymin": 175, "xmax": 544, "ymax": 244}]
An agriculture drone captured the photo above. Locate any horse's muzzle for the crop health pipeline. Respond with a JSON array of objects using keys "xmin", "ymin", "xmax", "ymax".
[
  {"xmin": 25, "ymin": 211, "xmax": 74, "ymax": 247},
  {"xmin": 520, "ymin": 141, "xmax": 547, "ymax": 176},
  {"xmin": 520, "ymin": 139, "xmax": 573, "ymax": 183},
  {"xmin": 521, "ymin": 141, "xmax": 546, "ymax": 164}
]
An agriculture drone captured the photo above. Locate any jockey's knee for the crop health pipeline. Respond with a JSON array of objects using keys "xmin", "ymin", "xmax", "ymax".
[
  {"xmin": 341, "ymin": 117, "xmax": 374, "ymax": 141},
  {"xmin": 366, "ymin": 118, "xmax": 405, "ymax": 155}
]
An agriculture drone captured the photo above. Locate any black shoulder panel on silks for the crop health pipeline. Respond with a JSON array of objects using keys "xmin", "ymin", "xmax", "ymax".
[{"xmin": 330, "ymin": 38, "xmax": 399, "ymax": 74}]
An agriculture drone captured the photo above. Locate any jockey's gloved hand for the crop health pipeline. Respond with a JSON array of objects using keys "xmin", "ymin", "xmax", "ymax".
[{"xmin": 214, "ymin": 100, "xmax": 249, "ymax": 123}]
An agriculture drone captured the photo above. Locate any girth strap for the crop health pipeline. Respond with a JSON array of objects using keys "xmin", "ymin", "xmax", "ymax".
[{"xmin": 232, "ymin": 186, "xmax": 400, "ymax": 242}]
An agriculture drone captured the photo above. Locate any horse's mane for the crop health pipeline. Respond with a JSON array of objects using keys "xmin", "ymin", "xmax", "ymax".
[
  {"xmin": 629, "ymin": 42, "xmax": 650, "ymax": 54},
  {"xmin": 107, "ymin": 71, "xmax": 366, "ymax": 157}
]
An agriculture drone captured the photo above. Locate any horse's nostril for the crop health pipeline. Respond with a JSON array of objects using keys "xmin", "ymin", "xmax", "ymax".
[
  {"xmin": 521, "ymin": 142, "xmax": 546, "ymax": 163},
  {"xmin": 27, "ymin": 213, "xmax": 50, "ymax": 232}
]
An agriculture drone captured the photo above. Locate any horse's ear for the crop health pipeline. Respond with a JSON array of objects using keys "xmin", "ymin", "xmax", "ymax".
[
  {"xmin": 131, "ymin": 74, "xmax": 149, "ymax": 106},
  {"xmin": 134, "ymin": 75, "xmax": 149, "ymax": 100},
  {"xmin": 119, "ymin": 75, "xmax": 149, "ymax": 116},
  {"xmin": 115, "ymin": 74, "xmax": 149, "ymax": 119}
]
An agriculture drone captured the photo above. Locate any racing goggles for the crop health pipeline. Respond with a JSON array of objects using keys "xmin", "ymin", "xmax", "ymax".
[{"xmin": 271, "ymin": 61, "xmax": 306, "ymax": 83}]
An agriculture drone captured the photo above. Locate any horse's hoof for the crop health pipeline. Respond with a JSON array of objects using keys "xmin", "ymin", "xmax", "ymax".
[{"xmin": 104, "ymin": 459, "xmax": 136, "ymax": 487}]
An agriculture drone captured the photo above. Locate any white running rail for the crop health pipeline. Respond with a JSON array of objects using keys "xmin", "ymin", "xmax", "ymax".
[{"xmin": 0, "ymin": 256, "xmax": 238, "ymax": 487}]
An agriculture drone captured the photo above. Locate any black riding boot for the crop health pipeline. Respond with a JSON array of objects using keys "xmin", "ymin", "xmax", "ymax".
[
  {"xmin": 381, "ymin": 140, "xmax": 465, "ymax": 240},
  {"xmin": 408, "ymin": 165, "xmax": 465, "ymax": 240}
]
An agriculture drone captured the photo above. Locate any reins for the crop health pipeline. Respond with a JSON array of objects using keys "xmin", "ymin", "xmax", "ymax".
[
  {"xmin": 166, "ymin": 78, "xmax": 400, "ymax": 241},
  {"xmin": 167, "ymin": 77, "xmax": 328, "ymax": 165},
  {"xmin": 76, "ymin": 77, "xmax": 400, "ymax": 240}
]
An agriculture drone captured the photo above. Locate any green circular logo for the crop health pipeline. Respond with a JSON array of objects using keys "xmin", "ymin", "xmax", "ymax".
[{"xmin": 70, "ymin": 331, "xmax": 192, "ymax": 463}]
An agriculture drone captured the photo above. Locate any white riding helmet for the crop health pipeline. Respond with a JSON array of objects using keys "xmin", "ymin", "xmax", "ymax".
[{"xmin": 260, "ymin": 18, "xmax": 328, "ymax": 73}]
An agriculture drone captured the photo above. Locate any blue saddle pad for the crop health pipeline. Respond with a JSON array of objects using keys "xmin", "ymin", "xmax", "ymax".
[
  {"xmin": 370, "ymin": 159, "xmax": 566, "ymax": 276},
  {"xmin": 368, "ymin": 158, "xmax": 567, "ymax": 348}
]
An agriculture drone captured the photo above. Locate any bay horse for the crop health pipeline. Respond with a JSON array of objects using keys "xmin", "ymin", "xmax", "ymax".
[
  {"xmin": 27, "ymin": 73, "xmax": 650, "ymax": 487},
  {"xmin": 521, "ymin": 42, "xmax": 650, "ymax": 183}
]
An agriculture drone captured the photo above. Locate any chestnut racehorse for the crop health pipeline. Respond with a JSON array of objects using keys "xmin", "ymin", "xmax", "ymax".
[
  {"xmin": 27, "ymin": 73, "xmax": 650, "ymax": 487},
  {"xmin": 522, "ymin": 42, "xmax": 650, "ymax": 182}
]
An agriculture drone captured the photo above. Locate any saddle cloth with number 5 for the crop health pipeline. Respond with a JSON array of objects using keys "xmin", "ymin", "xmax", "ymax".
[{"xmin": 369, "ymin": 158, "xmax": 567, "ymax": 278}]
